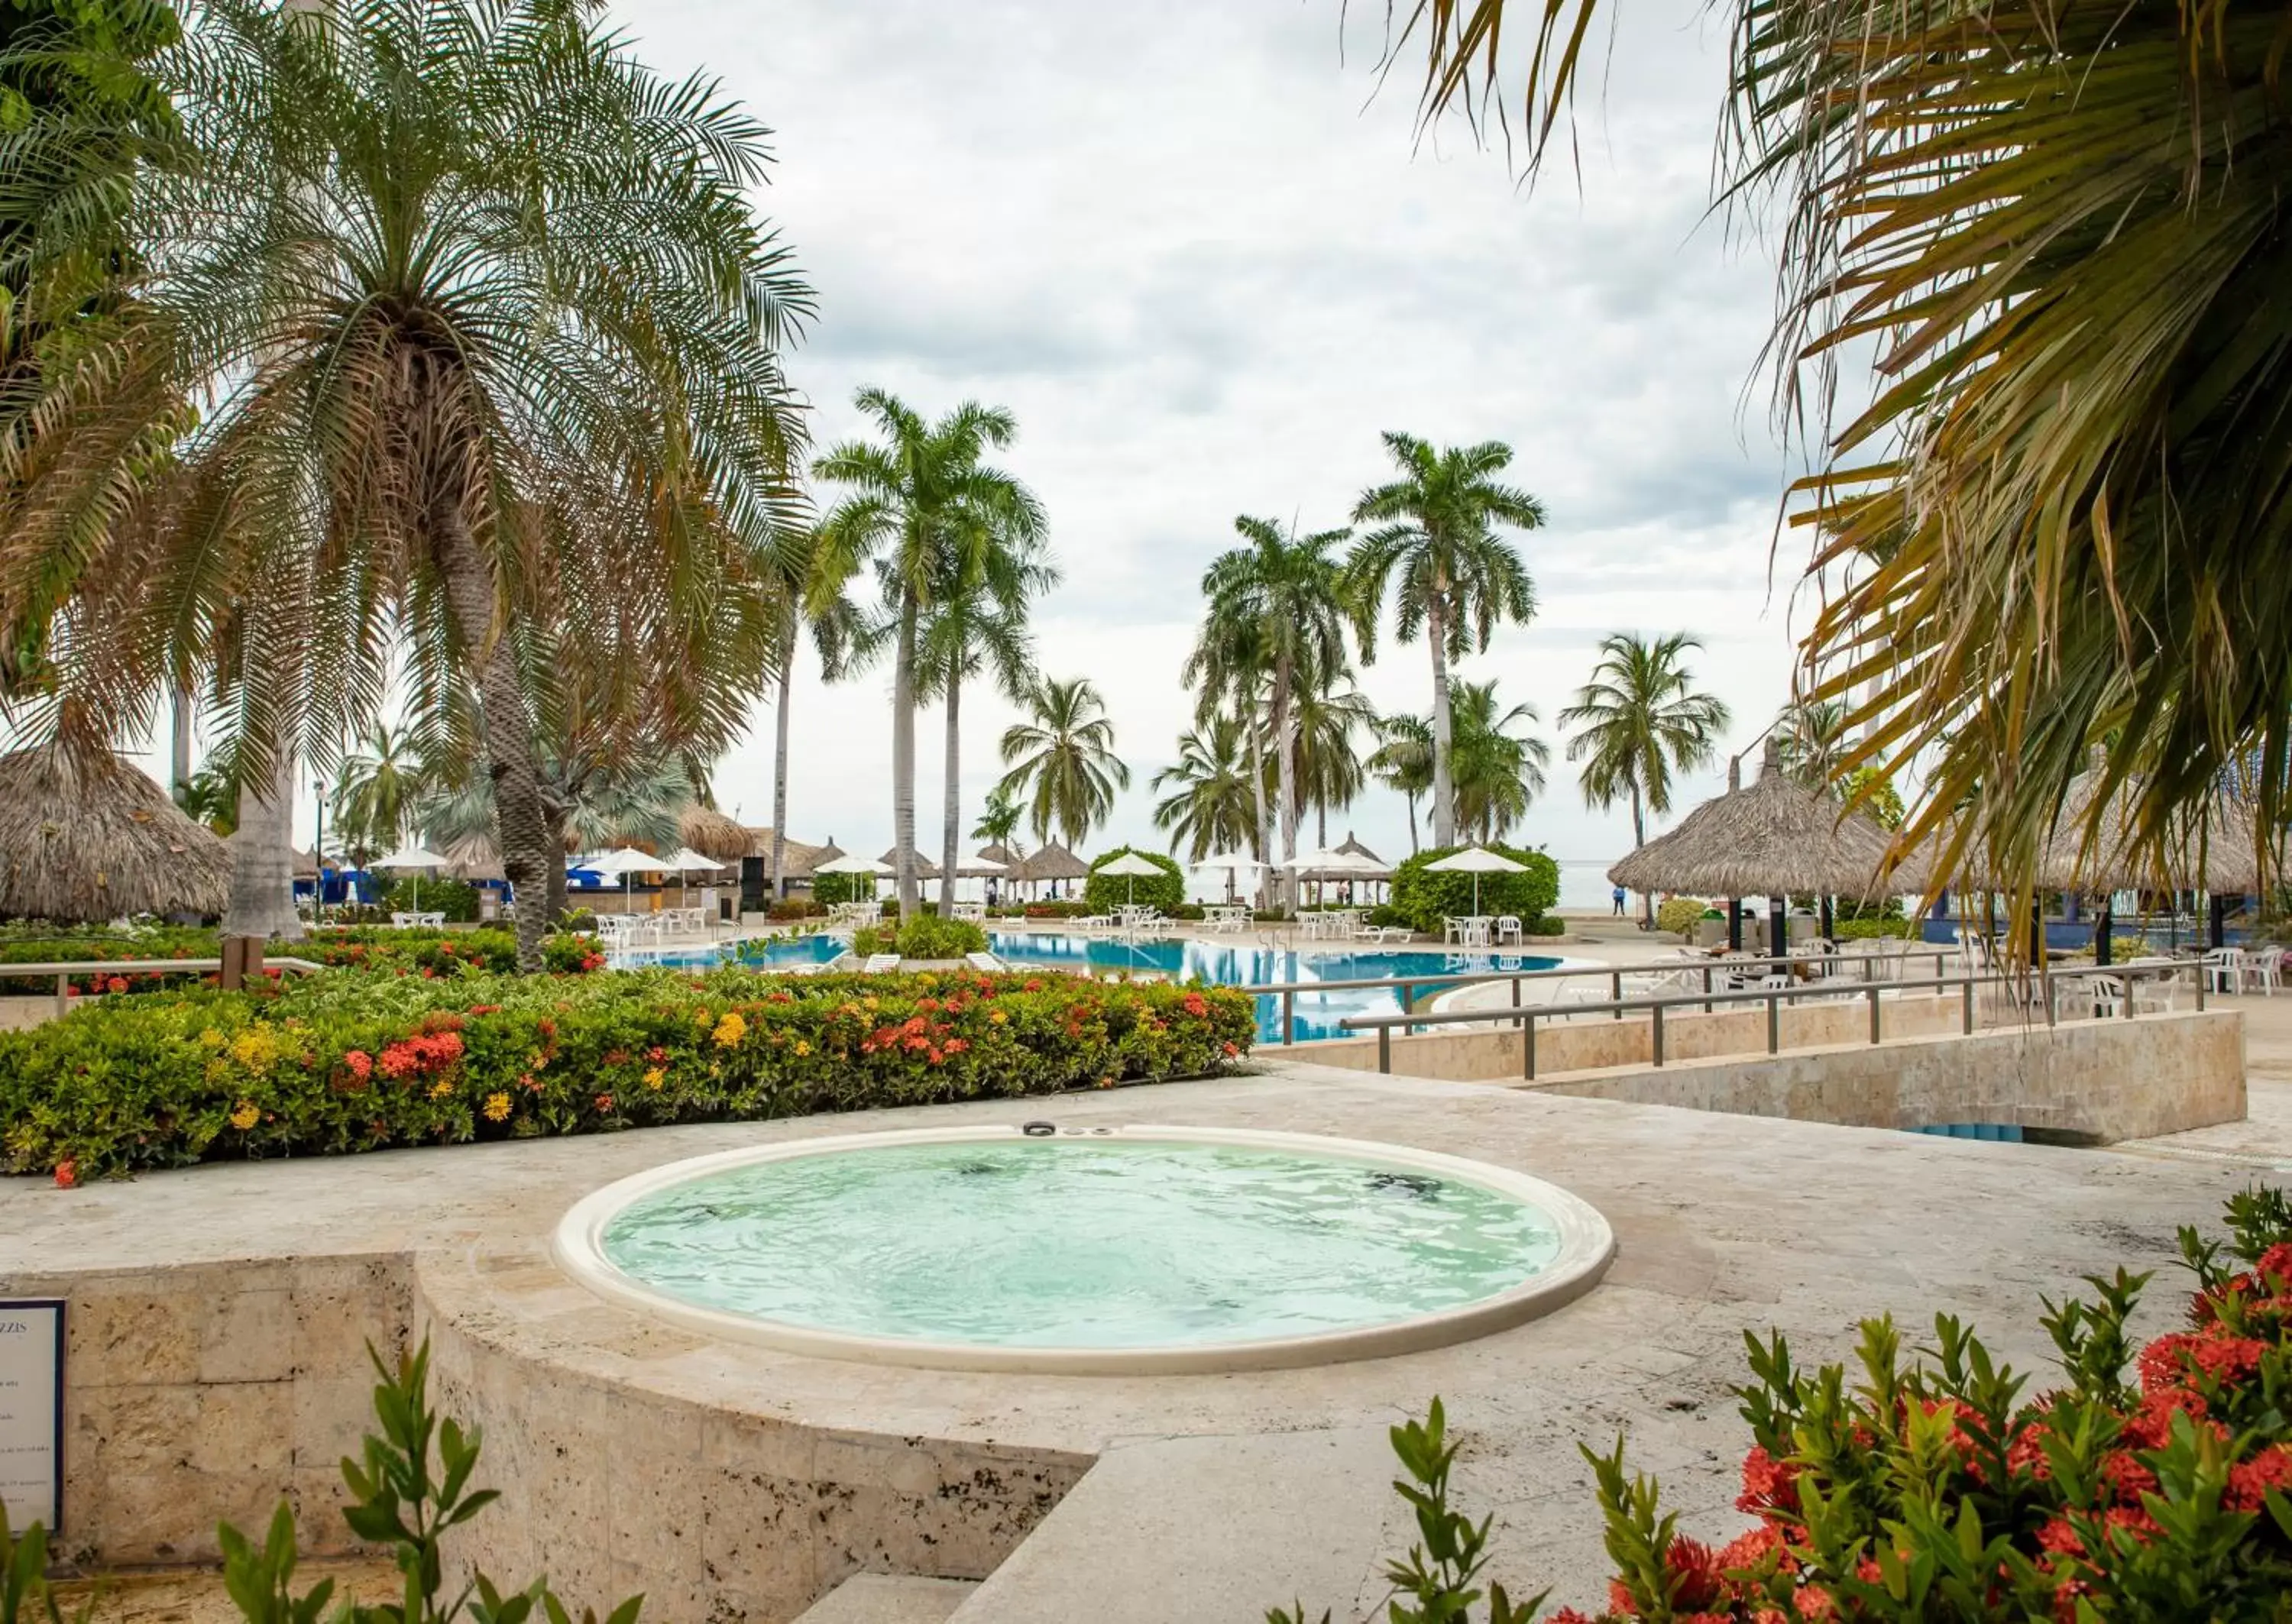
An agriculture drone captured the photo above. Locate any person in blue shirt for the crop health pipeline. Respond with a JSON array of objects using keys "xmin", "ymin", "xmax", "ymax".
[{"xmin": 1612, "ymin": 885, "xmax": 1627, "ymax": 916}]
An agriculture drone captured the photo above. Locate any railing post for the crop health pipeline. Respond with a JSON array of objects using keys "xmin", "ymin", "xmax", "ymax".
[
  {"xmin": 1611, "ymin": 969, "xmax": 1622, "ymax": 1019},
  {"xmin": 1868, "ymin": 984, "xmax": 1881, "ymax": 1045},
  {"xmin": 1701, "ymin": 965, "xmax": 1712, "ymax": 1014},
  {"xmin": 1651, "ymin": 1003, "xmax": 1665, "ymax": 1067},
  {"xmin": 1377, "ymin": 1024, "xmax": 1391, "ymax": 1074},
  {"xmin": 1281, "ymin": 988, "xmax": 1294, "ymax": 1046},
  {"xmin": 1962, "ymin": 977, "xmax": 1974, "ymax": 1034},
  {"xmin": 2125, "ymin": 971, "xmax": 2136, "ymax": 1019},
  {"xmin": 1524, "ymin": 1012, "xmax": 1537, "ymax": 1080},
  {"xmin": 53, "ymin": 971, "xmax": 69, "ymax": 1021},
  {"xmin": 1767, "ymin": 994, "xmax": 1780, "ymax": 1054},
  {"xmin": 1402, "ymin": 980, "xmax": 1414, "ymax": 1037}
]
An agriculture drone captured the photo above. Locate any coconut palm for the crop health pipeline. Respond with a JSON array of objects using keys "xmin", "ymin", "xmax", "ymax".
[
  {"xmin": 814, "ymin": 391, "xmax": 1045, "ymax": 919},
  {"xmin": 1345, "ymin": 434, "xmax": 1543, "ymax": 848},
  {"xmin": 1392, "ymin": 0, "xmax": 2292, "ymax": 901},
  {"xmin": 1561, "ymin": 633, "xmax": 1730, "ymax": 924},
  {"xmin": 1448, "ymin": 679, "xmax": 1547, "ymax": 845},
  {"xmin": 971, "ymin": 787, "xmax": 1024, "ymax": 855},
  {"xmin": 330, "ymin": 723, "xmax": 426, "ymax": 866},
  {"xmin": 995, "ymin": 675, "xmax": 1128, "ymax": 849},
  {"xmin": 766, "ymin": 527, "xmax": 863, "ymax": 901},
  {"xmin": 1367, "ymin": 712, "xmax": 1436, "ymax": 853},
  {"xmin": 915, "ymin": 516, "xmax": 1056, "ymax": 916},
  {"xmin": 1775, "ymin": 698, "xmax": 1852, "ymax": 796},
  {"xmin": 8, "ymin": 0, "xmax": 810, "ymax": 966},
  {"xmin": 1183, "ymin": 610, "xmax": 1276, "ymax": 888},
  {"xmin": 1292, "ymin": 678, "xmax": 1376, "ymax": 850},
  {"xmin": 1186, "ymin": 516, "xmax": 1352, "ymax": 901},
  {"xmin": 1152, "ymin": 711, "xmax": 1259, "ymax": 865}
]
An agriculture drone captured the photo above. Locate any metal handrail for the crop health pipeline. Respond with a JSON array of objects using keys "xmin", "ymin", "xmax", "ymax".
[
  {"xmin": 1332, "ymin": 960, "xmax": 2201, "ymax": 1078},
  {"xmin": 9, "ymin": 956, "xmax": 327, "ymax": 1017},
  {"xmin": 1242, "ymin": 946, "xmax": 1960, "ymax": 1046}
]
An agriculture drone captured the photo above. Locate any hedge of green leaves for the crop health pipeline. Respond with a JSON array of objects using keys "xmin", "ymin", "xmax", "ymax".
[
  {"xmin": 1387, "ymin": 846, "xmax": 1562, "ymax": 935},
  {"xmin": 852, "ymin": 914, "xmax": 990, "ymax": 959},
  {"xmin": 1083, "ymin": 846, "xmax": 1186, "ymax": 915},
  {"xmin": 0, "ymin": 925, "xmax": 604, "ymax": 996},
  {"xmin": 1, "ymin": 965, "xmax": 1257, "ymax": 1182}
]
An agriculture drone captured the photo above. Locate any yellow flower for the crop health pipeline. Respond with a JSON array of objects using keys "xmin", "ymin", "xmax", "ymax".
[
  {"xmin": 863, "ymin": 996, "xmax": 879, "ymax": 1011},
  {"xmin": 989, "ymin": 1009, "xmax": 1008, "ymax": 1025},
  {"xmin": 712, "ymin": 1011, "xmax": 746, "ymax": 1048},
  {"xmin": 228, "ymin": 1102, "xmax": 259, "ymax": 1131},
  {"xmin": 643, "ymin": 1066, "xmax": 666, "ymax": 1089},
  {"xmin": 198, "ymin": 1027, "xmax": 225, "ymax": 1050},
  {"xmin": 482, "ymin": 1092, "xmax": 513, "ymax": 1123},
  {"xmin": 428, "ymin": 1079, "xmax": 454, "ymax": 1100},
  {"xmin": 227, "ymin": 1025, "xmax": 281, "ymax": 1073},
  {"xmin": 792, "ymin": 1040, "xmax": 811, "ymax": 1057}
]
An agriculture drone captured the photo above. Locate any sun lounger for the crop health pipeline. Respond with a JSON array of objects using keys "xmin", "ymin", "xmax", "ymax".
[
  {"xmin": 965, "ymin": 951, "xmax": 1005, "ymax": 973},
  {"xmin": 862, "ymin": 953, "xmax": 901, "ymax": 973}
]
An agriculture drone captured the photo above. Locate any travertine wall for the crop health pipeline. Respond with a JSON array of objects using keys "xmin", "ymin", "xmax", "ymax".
[
  {"xmin": 7, "ymin": 1254, "xmax": 410, "ymax": 1568},
  {"xmin": 1528, "ymin": 1011, "xmax": 2245, "ymax": 1143}
]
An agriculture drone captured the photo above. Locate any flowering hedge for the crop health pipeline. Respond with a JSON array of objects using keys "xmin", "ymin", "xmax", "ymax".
[
  {"xmin": 0, "ymin": 966, "xmax": 1256, "ymax": 1182},
  {"xmin": 0, "ymin": 925, "xmax": 605, "ymax": 997}
]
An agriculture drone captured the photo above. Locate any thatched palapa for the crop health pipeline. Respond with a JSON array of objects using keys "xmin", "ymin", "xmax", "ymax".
[
  {"xmin": 1333, "ymin": 832, "xmax": 1392, "ymax": 878},
  {"xmin": 0, "ymin": 737, "xmax": 231, "ymax": 921},
  {"xmin": 1011, "ymin": 842, "xmax": 1091, "ymax": 886},
  {"xmin": 678, "ymin": 806, "xmax": 752, "ymax": 863},
  {"xmin": 879, "ymin": 846, "xmax": 942, "ymax": 882},
  {"xmin": 1914, "ymin": 771, "xmax": 2265, "ymax": 895},
  {"xmin": 738, "ymin": 827, "xmax": 838, "ymax": 878},
  {"xmin": 1608, "ymin": 740, "xmax": 1912, "ymax": 901},
  {"xmin": 438, "ymin": 833, "xmax": 507, "ymax": 882}
]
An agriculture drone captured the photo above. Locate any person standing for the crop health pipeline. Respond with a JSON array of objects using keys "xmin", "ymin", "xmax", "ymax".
[{"xmin": 1612, "ymin": 885, "xmax": 1627, "ymax": 917}]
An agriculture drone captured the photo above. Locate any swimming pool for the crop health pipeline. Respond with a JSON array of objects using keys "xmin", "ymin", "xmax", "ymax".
[
  {"xmin": 630, "ymin": 930, "xmax": 1565, "ymax": 1044},
  {"xmin": 554, "ymin": 1124, "xmax": 1615, "ymax": 1372}
]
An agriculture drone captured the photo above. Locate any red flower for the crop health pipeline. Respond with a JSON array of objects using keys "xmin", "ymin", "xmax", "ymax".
[
  {"xmin": 1738, "ymin": 1446, "xmax": 1801, "ymax": 1515},
  {"xmin": 1662, "ymin": 1535, "xmax": 1724, "ymax": 1611},
  {"xmin": 53, "ymin": 1160, "xmax": 76, "ymax": 1189},
  {"xmin": 345, "ymin": 1050, "xmax": 374, "ymax": 1079},
  {"xmin": 1221, "ymin": 1040, "xmax": 1239, "ymax": 1058},
  {"xmin": 105, "ymin": 976, "xmax": 128, "ymax": 995},
  {"xmin": 1182, "ymin": 992, "xmax": 1209, "ymax": 1018},
  {"xmin": 594, "ymin": 1093, "xmax": 614, "ymax": 1111},
  {"xmin": 2138, "ymin": 1328, "xmax": 2268, "ymax": 1394},
  {"xmin": 1024, "ymin": 978, "xmax": 1043, "ymax": 992},
  {"xmin": 2227, "ymin": 1443, "xmax": 2292, "ymax": 1509},
  {"xmin": 646, "ymin": 1047, "xmax": 667, "ymax": 1063}
]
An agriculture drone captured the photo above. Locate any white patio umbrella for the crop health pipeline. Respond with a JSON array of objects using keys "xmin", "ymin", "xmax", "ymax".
[
  {"xmin": 662, "ymin": 846, "xmax": 730, "ymax": 904},
  {"xmin": 1189, "ymin": 851, "xmax": 1268, "ymax": 904},
  {"xmin": 576, "ymin": 846, "xmax": 665, "ymax": 909},
  {"xmin": 1285, "ymin": 846, "xmax": 1385, "ymax": 907},
  {"xmin": 1425, "ymin": 845, "xmax": 1525, "ymax": 915},
  {"xmin": 1096, "ymin": 849, "xmax": 1165, "ymax": 906},
  {"xmin": 373, "ymin": 844, "xmax": 448, "ymax": 911},
  {"xmin": 815, "ymin": 852, "xmax": 895, "ymax": 902}
]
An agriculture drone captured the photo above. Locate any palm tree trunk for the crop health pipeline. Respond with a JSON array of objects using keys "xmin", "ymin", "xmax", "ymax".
[
  {"xmin": 892, "ymin": 595, "xmax": 920, "ymax": 920},
  {"xmin": 1274, "ymin": 655, "xmax": 1296, "ymax": 910},
  {"xmin": 1427, "ymin": 592, "xmax": 1456, "ymax": 847},
  {"xmin": 771, "ymin": 612, "xmax": 795, "ymax": 901},
  {"xmin": 1248, "ymin": 705, "xmax": 1271, "ymax": 909},
  {"xmin": 170, "ymin": 682, "xmax": 193, "ymax": 796},
  {"xmin": 938, "ymin": 669, "xmax": 961, "ymax": 917},
  {"xmin": 433, "ymin": 500, "xmax": 552, "ymax": 972},
  {"xmin": 1406, "ymin": 793, "xmax": 1420, "ymax": 854},
  {"xmin": 1317, "ymin": 802, "xmax": 1326, "ymax": 849},
  {"xmin": 543, "ymin": 807, "xmax": 570, "ymax": 925},
  {"xmin": 1631, "ymin": 784, "xmax": 1653, "ymax": 928},
  {"xmin": 223, "ymin": 743, "xmax": 304, "ymax": 940}
]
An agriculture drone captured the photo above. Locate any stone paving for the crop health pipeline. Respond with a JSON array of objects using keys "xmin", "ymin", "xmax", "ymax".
[{"xmin": 8, "ymin": 1034, "xmax": 2281, "ymax": 1621}]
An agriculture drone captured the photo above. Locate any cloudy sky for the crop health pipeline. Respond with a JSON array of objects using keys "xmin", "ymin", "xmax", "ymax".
[{"xmin": 145, "ymin": 0, "xmax": 1827, "ymax": 895}]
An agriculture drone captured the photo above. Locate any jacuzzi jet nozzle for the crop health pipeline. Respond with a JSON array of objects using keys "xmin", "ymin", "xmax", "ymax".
[{"xmin": 1021, "ymin": 1121, "xmax": 1057, "ymax": 1137}]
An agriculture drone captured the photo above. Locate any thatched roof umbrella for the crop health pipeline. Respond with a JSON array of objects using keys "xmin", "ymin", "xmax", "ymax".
[
  {"xmin": 880, "ymin": 846, "xmax": 942, "ymax": 882},
  {"xmin": 0, "ymin": 738, "xmax": 231, "ymax": 921},
  {"xmin": 1012, "ymin": 840, "xmax": 1090, "ymax": 899},
  {"xmin": 678, "ymin": 805, "xmax": 752, "ymax": 863},
  {"xmin": 1609, "ymin": 740, "xmax": 1913, "ymax": 954},
  {"xmin": 439, "ymin": 833, "xmax": 507, "ymax": 883}
]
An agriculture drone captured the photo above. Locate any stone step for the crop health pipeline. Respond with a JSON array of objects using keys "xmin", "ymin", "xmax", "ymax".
[{"xmin": 790, "ymin": 1574, "xmax": 978, "ymax": 1624}]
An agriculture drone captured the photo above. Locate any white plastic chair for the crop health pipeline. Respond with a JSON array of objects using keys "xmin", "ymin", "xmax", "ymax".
[
  {"xmin": 2248, "ymin": 947, "xmax": 2283, "ymax": 997},
  {"xmin": 1494, "ymin": 915, "xmax": 1523, "ymax": 945},
  {"xmin": 2202, "ymin": 947, "xmax": 2247, "ymax": 995}
]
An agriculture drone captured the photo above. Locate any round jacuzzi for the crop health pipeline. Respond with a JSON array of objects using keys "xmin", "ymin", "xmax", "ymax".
[{"xmin": 552, "ymin": 1124, "xmax": 1614, "ymax": 1373}]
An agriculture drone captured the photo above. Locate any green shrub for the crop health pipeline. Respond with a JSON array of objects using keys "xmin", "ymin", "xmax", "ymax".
[
  {"xmin": 559, "ymin": 906, "xmax": 598, "ymax": 931},
  {"xmin": 1275, "ymin": 1186, "xmax": 2292, "ymax": 1624},
  {"xmin": 2, "ymin": 964, "xmax": 1257, "ymax": 1182},
  {"xmin": 1656, "ymin": 896, "xmax": 1710, "ymax": 941},
  {"xmin": 1083, "ymin": 846, "xmax": 1186, "ymax": 915},
  {"xmin": 1525, "ymin": 916, "xmax": 1567, "ymax": 938},
  {"xmin": 1365, "ymin": 904, "xmax": 1415, "ymax": 931},
  {"xmin": 372, "ymin": 876, "xmax": 483, "ymax": 921},
  {"xmin": 1834, "ymin": 917, "xmax": 1923, "ymax": 940},
  {"xmin": 852, "ymin": 915, "xmax": 989, "ymax": 959},
  {"xmin": 1023, "ymin": 901, "xmax": 1091, "ymax": 919},
  {"xmin": 4, "ymin": 924, "xmax": 606, "ymax": 998},
  {"xmin": 1172, "ymin": 902, "xmax": 1206, "ymax": 920},
  {"xmin": 766, "ymin": 898, "xmax": 824, "ymax": 921},
  {"xmin": 810, "ymin": 871, "xmax": 868, "ymax": 907},
  {"xmin": 0, "ymin": 924, "xmax": 222, "ymax": 994},
  {"xmin": 1387, "ymin": 846, "xmax": 1560, "ymax": 936}
]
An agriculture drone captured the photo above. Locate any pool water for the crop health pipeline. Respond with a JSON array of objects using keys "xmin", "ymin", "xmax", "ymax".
[
  {"xmin": 645, "ymin": 930, "xmax": 1564, "ymax": 1043},
  {"xmin": 597, "ymin": 1137, "xmax": 1568, "ymax": 1351}
]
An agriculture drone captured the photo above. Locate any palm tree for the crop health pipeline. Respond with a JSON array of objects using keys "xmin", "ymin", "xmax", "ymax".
[
  {"xmin": 1391, "ymin": 1, "xmax": 2292, "ymax": 903},
  {"xmin": 11, "ymin": 0, "xmax": 810, "ymax": 966},
  {"xmin": 1367, "ymin": 713, "xmax": 1436, "ymax": 854},
  {"xmin": 971, "ymin": 788, "xmax": 1024, "ymax": 855},
  {"xmin": 917, "ymin": 519, "xmax": 1057, "ymax": 916},
  {"xmin": 1447, "ymin": 679, "xmax": 1548, "ymax": 845},
  {"xmin": 1152, "ymin": 712, "xmax": 1258, "ymax": 866},
  {"xmin": 1183, "ymin": 612, "xmax": 1276, "ymax": 893},
  {"xmin": 1346, "ymin": 434, "xmax": 1543, "ymax": 847},
  {"xmin": 996, "ymin": 675, "xmax": 1129, "ymax": 849},
  {"xmin": 768, "ymin": 528, "xmax": 863, "ymax": 901},
  {"xmin": 331, "ymin": 723, "xmax": 426, "ymax": 866},
  {"xmin": 814, "ymin": 391, "xmax": 1045, "ymax": 919},
  {"xmin": 1186, "ymin": 516, "xmax": 1352, "ymax": 901},
  {"xmin": 1292, "ymin": 678, "xmax": 1376, "ymax": 850},
  {"xmin": 175, "ymin": 765, "xmax": 236, "ymax": 837},
  {"xmin": 1775, "ymin": 699, "xmax": 1852, "ymax": 796},
  {"xmin": 1559, "ymin": 632, "xmax": 1730, "ymax": 925}
]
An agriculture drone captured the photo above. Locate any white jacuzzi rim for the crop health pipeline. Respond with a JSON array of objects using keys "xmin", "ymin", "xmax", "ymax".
[{"xmin": 551, "ymin": 1122, "xmax": 1617, "ymax": 1375}]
